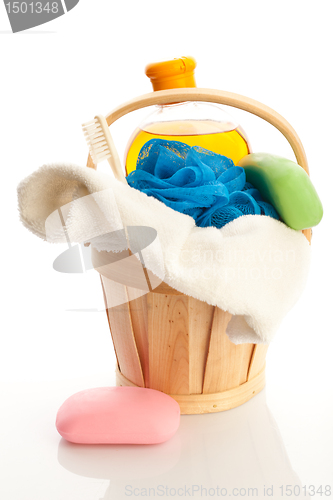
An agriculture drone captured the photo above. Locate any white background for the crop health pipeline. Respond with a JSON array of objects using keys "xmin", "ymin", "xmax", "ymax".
[{"xmin": 1, "ymin": 1, "xmax": 332, "ymax": 499}]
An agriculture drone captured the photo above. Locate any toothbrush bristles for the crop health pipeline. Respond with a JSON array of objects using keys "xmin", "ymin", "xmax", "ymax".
[{"xmin": 82, "ymin": 118, "xmax": 112, "ymax": 164}]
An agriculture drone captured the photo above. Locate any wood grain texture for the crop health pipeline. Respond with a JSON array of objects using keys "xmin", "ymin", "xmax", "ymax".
[
  {"xmin": 239, "ymin": 343, "xmax": 256, "ymax": 384},
  {"xmin": 148, "ymin": 294, "xmax": 190, "ymax": 394},
  {"xmin": 127, "ymin": 290, "xmax": 150, "ymax": 386},
  {"xmin": 100, "ymin": 275, "xmax": 120, "ymax": 371},
  {"xmin": 188, "ymin": 297, "xmax": 214, "ymax": 394},
  {"xmin": 202, "ymin": 307, "xmax": 254, "ymax": 394},
  {"xmin": 247, "ymin": 344, "xmax": 269, "ymax": 381},
  {"xmin": 101, "ymin": 276, "xmax": 144, "ymax": 388},
  {"xmin": 151, "ymin": 281, "xmax": 183, "ymax": 295},
  {"xmin": 103, "ymin": 277, "xmax": 269, "ymax": 414},
  {"xmin": 87, "ymin": 153, "xmax": 96, "ymax": 169},
  {"xmin": 116, "ymin": 367, "xmax": 138, "ymax": 387},
  {"xmin": 92, "ymin": 247, "xmax": 149, "ymax": 292},
  {"xmin": 116, "ymin": 364, "xmax": 266, "ymax": 415}
]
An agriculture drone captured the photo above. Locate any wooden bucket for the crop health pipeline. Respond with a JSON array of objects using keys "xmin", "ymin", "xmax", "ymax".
[
  {"xmin": 87, "ymin": 88, "xmax": 311, "ymax": 414},
  {"xmin": 98, "ymin": 272, "xmax": 268, "ymax": 414}
]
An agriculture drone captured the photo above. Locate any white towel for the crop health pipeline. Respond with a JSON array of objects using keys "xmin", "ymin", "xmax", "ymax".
[{"xmin": 17, "ymin": 163, "xmax": 311, "ymax": 344}]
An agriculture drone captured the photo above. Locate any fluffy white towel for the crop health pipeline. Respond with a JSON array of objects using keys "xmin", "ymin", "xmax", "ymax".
[{"xmin": 17, "ymin": 163, "xmax": 311, "ymax": 344}]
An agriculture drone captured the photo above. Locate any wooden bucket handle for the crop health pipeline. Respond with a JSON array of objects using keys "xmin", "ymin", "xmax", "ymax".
[{"xmin": 86, "ymin": 87, "xmax": 311, "ymax": 241}]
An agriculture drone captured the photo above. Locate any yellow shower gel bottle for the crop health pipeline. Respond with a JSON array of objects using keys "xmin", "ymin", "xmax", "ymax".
[{"xmin": 125, "ymin": 57, "xmax": 251, "ymax": 175}]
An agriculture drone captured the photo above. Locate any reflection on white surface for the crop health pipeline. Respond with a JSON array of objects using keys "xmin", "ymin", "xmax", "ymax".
[
  {"xmin": 58, "ymin": 432, "xmax": 183, "ymax": 481},
  {"xmin": 58, "ymin": 390, "xmax": 306, "ymax": 499}
]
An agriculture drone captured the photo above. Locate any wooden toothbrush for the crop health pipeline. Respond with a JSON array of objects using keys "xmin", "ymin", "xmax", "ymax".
[
  {"xmin": 82, "ymin": 114, "xmax": 127, "ymax": 184},
  {"xmin": 82, "ymin": 113, "xmax": 152, "ymax": 289}
]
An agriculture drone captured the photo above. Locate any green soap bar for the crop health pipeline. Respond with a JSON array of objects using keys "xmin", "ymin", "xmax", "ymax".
[{"xmin": 238, "ymin": 153, "xmax": 323, "ymax": 230}]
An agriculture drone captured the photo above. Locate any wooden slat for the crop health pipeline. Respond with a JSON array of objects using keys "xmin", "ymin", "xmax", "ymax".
[
  {"xmin": 202, "ymin": 307, "xmax": 232, "ymax": 394},
  {"xmin": 148, "ymin": 294, "xmax": 190, "ymax": 394},
  {"xmin": 173, "ymin": 367, "xmax": 266, "ymax": 414},
  {"xmin": 202, "ymin": 307, "xmax": 254, "ymax": 394},
  {"xmin": 152, "ymin": 281, "xmax": 183, "ymax": 295},
  {"xmin": 101, "ymin": 276, "xmax": 145, "ymax": 388},
  {"xmin": 247, "ymin": 344, "xmax": 269, "ymax": 381},
  {"xmin": 116, "ymin": 367, "xmax": 138, "ymax": 387},
  {"xmin": 100, "ymin": 275, "xmax": 120, "ymax": 371},
  {"xmin": 188, "ymin": 297, "xmax": 214, "ymax": 394},
  {"xmin": 239, "ymin": 344, "xmax": 255, "ymax": 384},
  {"xmin": 127, "ymin": 290, "xmax": 150, "ymax": 386},
  {"xmin": 92, "ymin": 248, "xmax": 149, "ymax": 292},
  {"xmin": 116, "ymin": 364, "xmax": 266, "ymax": 415}
]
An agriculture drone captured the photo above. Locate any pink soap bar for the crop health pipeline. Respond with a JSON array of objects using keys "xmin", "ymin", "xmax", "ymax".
[{"xmin": 56, "ymin": 387, "xmax": 180, "ymax": 444}]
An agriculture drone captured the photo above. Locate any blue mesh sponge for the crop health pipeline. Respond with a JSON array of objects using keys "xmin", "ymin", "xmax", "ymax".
[
  {"xmin": 127, "ymin": 139, "xmax": 279, "ymax": 228},
  {"xmin": 137, "ymin": 139, "xmax": 189, "ymax": 175},
  {"xmin": 217, "ymin": 166, "xmax": 246, "ymax": 193},
  {"xmin": 209, "ymin": 206, "xmax": 244, "ymax": 229}
]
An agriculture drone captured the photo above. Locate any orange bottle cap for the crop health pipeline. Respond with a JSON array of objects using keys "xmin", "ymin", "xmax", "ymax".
[{"xmin": 145, "ymin": 56, "xmax": 197, "ymax": 91}]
